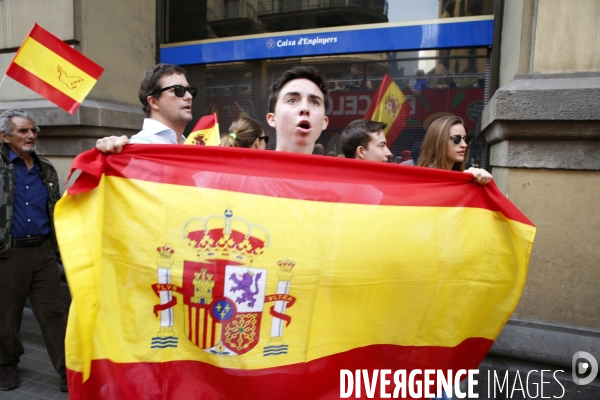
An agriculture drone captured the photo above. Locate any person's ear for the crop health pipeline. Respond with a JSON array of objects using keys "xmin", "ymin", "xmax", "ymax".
[
  {"xmin": 356, "ymin": 146, "xmax": 365, "ymax": 160},
  {"xmin": 267, "ymin": 113, "xmax": 277, "ymax": 129},
  {"xmin": 322, "ymin": 115, "xmax": 329, "ymax": 130},
  {"xmin": 252, "ymin": 138, "xmax": 260, "ymax": 149},
  {"xmin": 147, "ymin": 95, "xmax": 159, "ymax": 111},
  {"xmin": 0, "ymin": 132, "xmax": 10, "ymax": 144}
]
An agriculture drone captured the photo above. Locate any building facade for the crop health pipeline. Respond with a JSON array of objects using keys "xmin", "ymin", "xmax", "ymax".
[
  {"xmin": 161, "ymin": 0, "xmax": 494, "ymax": 164},
  {"xmin": 479, "ymin": 0, "xmax": 600, "ymax": 398},
  {"xmin": 0, "ymin": 0, "xmax": 156, "ymax": 189}
]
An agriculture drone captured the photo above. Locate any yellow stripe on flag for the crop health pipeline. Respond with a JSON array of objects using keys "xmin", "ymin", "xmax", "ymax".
[
  {"xmin": 185, "ymin": 114, "xmax": 220, "ymax": 146},
  {"xmin": 14, "ymin": 36, "xmax": 97, "ymax": 102},
  {"xmin": 185, "ymin": 126, "xmax": 220, "ymax": 146}
]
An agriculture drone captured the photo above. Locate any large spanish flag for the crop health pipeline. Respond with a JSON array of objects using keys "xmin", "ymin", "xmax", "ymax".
[
  {"xmin": 184, "ymin": 113, "xmax": 220, "ymax": 146},
  {"xmin": 364, "ymin": 73, "xmax": 411, "ymax": 146},
  {"xmin": 55, "ymin": 146, "xmax": 535, "ymax": 399},
  {"xmin": 6, "ymin": 24, "xmax": 104, "ymax": 114}
]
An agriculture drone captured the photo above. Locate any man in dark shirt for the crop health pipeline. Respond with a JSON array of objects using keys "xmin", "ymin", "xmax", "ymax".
[
  {"xmin": 345, "ymin": 64, "xmax": 364, "ymax": 90},
  {"xmin": 0, "ymin": 109, "xmax": 67, "ymax": 393}
]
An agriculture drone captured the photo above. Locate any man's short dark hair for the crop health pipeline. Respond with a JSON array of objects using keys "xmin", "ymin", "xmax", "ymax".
[
  {"xmin": 138, "ymin": 64, "xmax": 187, "ymax": 117},
  {"xmin": 268, "ymin": 66, "xmax": 329, "ymax": 113},
  {"xmin": 341, "ymin": 119, "xmax": 387, "ymax": 158}
]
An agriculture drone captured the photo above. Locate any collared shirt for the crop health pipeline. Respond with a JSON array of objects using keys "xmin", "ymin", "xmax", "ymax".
[
  {"xmin": 9, "ymin": 149, "xmax": 51, "ymax": 239},
  {"xmin": 130, "ymin": 118, "xmax": 185, "ymax": 144}
]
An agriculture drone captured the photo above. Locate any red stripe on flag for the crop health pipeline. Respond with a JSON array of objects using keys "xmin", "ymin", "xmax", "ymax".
[
  {"xmin": 28, "ymin": 24, "xmax": 104, "ymax": 79},
  {"xmin": 6, "ymin": 62, "xmax": 80, "ymax": 113},
  {"xmin": 202, "ymin": 309, "xmax": 207, "ymax": 349},
  {"xmin": 192, "ymin": 113, "xmax": 218, "ymax": 132},
  {"xmin": 211, "ymin": 319, "xmax": 216, "ymax": 349},
  {"xmin": 68, "ymin": 146, "xmax": 533, "ymax": 226},
  {"xmin": 195, "ymin": 308, "xmax": 200, "ymax": 347},
  {"xmin": 66, "ymin": 338, "xmax": 493, "ymax": 399},
  {"xmin": 187, "ymin": 306, "xmax": 192, "ymax": 342}
]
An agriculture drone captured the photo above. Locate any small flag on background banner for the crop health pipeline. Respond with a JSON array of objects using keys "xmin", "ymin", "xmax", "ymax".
[
  {"xmin": 364, "ymin": 73, "xmax": 411, "ymax": 146},
  {"xmin": 5, "ymin": 23, "xmax": 104, "ymax": 114},
  {"xmin": 184, "ymin": 113, "xmax": 220, "ymax": 146}
]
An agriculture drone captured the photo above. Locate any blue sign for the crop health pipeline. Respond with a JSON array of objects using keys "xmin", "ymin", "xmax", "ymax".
[{"xmin": 161, "ymin": 18, "xmax": 494, "ymax": 65}]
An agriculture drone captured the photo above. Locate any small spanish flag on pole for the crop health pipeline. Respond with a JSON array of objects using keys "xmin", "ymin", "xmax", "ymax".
[
  {"xmin": 184, "ymin": 113, "xmax": 220, "ymax": 146},
  {"xmin": 364, "ymin": 73, "xmax": 411, "ymax": 146},
  {"xmin": 5, "ymin": 23, "xmax": 104, "ymax": 114}
]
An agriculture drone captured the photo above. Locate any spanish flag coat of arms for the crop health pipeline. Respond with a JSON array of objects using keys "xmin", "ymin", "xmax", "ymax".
[{"xmin": 55, "ymin": 145, "xmax": 535, "ymax": 399}]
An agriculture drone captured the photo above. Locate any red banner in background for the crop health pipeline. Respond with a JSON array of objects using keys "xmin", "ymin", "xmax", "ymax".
[{"xmin": 206, "ymin": 88, "xmax": 485, "ymax": 136}]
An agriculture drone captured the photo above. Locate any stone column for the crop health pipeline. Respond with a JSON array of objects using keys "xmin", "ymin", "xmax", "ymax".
[{"xmin": 479, "ymin": 0, "xmax": 600, "ymax": 396}]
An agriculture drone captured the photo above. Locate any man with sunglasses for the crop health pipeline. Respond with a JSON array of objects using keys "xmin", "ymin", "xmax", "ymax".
[
  {"xmin": 96, "ymin": 64, "xmax": 196, "ymax": 150},
  {"xmin": 417, "ymin": 115, "xmax": 492, "ymax": 185},
  {"xmin": 97, "ymin": 65, "xmax": 329, "ymax": 154}
]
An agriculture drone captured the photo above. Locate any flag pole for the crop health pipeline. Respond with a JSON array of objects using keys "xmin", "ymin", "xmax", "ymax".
[{"xmin": 0, "ymin": 74, "xmax": 6, "ymax": 90}]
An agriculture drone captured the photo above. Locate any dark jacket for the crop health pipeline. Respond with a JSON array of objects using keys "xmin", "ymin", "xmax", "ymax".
[{"xmin": 0, "ymin": 144, "xmax": 62, "ymax": 258}]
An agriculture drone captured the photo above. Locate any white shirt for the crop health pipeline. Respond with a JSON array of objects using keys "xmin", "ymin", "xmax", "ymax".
[{"xmin": 130, "ymin": 118, "xmax": 185, "ymax": 144}]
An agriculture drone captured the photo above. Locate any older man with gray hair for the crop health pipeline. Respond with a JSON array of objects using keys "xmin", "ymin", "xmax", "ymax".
[{"xmin": 0, "ymin": 109, "xmax": 67, "ymax": 393}]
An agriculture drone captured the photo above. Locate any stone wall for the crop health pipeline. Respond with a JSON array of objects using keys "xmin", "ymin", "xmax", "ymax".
[
  {"xmin": 0, "ymin": 0, "xmax": 156, "ymax": 186},
  {"xmin": 480, "ymin": 0, "xmax": 600, "ymax": 394}
]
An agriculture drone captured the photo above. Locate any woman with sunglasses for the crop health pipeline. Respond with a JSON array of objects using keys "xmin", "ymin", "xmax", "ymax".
[
  {"xmin": 417, "ymin": 115, "xmax": 493, "ymax": 185},
  {"xmin": 220, "ymin": 117, "xmax": 269, "ymax": 150}
]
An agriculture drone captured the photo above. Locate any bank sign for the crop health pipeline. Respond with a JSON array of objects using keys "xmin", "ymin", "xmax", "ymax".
[{"xmin": 161, "ymin": 17, "xmax": 494, "ymax": 65}]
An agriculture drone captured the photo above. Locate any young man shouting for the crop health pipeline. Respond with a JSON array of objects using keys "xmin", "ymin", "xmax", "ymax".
[{"xmin": 266, "ymin": 66, "xmax": 329, "ymax": 154}]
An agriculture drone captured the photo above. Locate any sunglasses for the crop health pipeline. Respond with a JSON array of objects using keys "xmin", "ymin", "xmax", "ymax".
[
  {"xmin": 151, "ymin": 85, "xmax": 197, "ymax": 99},
  {"xmin": 449, "ymin": 135, "xmax": 472, "ymax": 145},
  {"xmin": 258, "ymin": 136, "xmax": 269, "ymax": 144}
]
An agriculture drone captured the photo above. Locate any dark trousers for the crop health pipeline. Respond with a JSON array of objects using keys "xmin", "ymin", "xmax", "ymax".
[{"xmin": 0, "ymin": 237, "xmax": 67, "ymax": 378}]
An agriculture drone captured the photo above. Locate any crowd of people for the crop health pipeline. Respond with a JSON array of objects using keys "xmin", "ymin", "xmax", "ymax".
[{"xmin": 0, "ymin": 63, "xmax": 492, "ymax": 393}]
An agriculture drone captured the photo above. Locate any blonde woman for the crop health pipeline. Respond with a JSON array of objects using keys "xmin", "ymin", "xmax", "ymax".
[
  {"xmin": 418, "ymin": 115, "xmax": 492, "ymax": 185},
  {"xmin": 220, "ymin": 117, "xmax": 269, "ymax": 149}
]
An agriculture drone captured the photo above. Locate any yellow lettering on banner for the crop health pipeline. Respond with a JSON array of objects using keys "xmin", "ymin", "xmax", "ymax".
[{"xmin": 14, "ymin": 37, "xmax": 97, "ymax": 102}]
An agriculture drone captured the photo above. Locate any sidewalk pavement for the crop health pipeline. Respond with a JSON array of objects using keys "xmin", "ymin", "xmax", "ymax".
[{"xmin": 0, "ymin": 308, "xmax": 69, "ymax": 400}]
